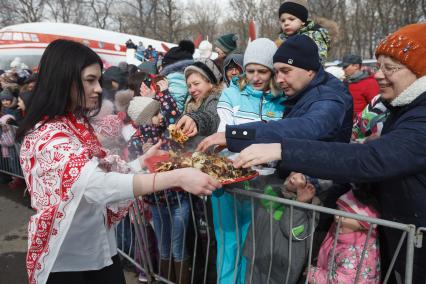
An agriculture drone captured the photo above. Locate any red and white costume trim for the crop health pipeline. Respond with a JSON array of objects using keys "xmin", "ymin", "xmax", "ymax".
[{"xmin": 20, "ymin": 113, "xmax": 132, "ymax": 284}]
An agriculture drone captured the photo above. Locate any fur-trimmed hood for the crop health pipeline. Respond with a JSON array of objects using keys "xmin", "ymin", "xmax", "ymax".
[
  {"xmin": 160, "ymin": 59, "xmax": 194, "ymax": 77},
  {"xmin": 223, "ymin": 54, "xmax": 244, "ymax": 86},
  {"xmin": 391, "ymin": 76, "xmax": 426, "ymax": 107},
  {"xmin": 114, "ymin": 89, "xmax": 134, "ymax": 113}
]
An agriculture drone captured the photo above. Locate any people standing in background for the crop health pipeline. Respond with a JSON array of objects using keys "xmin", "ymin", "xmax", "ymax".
[
  {"xmin": 159, "ymin": 40, "xmax": 195, "ymax": 114},
  {"xmin": 339, "ymin": 54, "xmax": 380, "ymax": 119},
  {"xmin": 125, "ymin": 39, "xmax": 137, "ymax": 50},
  {"xmin": 214, "ymin": 33, "xmax": 238, "ymax": 70},
  {"xmin": 222, "ymin": 54, "xmax": 243, "ymax": 87},
  {"xmin": 136, "ymin": 41, "xmax": 145, "ymax": 61}
]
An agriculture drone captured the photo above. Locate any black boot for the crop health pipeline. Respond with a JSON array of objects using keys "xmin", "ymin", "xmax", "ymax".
[
  {"xmin": 159, "ymin": 259, "xmax": 175, "ymax": 282},
  {"xmin": 174, "ymin": 259, "xmax": 190, "ymax": 284}
]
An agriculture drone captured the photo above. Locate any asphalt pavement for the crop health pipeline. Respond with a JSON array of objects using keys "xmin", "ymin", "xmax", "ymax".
[{"xmin": 0, "ymin": 182, "xmax": 139, "ymax": 284}]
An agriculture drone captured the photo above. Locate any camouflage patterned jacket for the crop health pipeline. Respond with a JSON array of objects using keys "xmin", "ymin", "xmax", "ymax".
[{"xmin": 277, "ymin": 20, "xmax": 331, "ymax": 65}]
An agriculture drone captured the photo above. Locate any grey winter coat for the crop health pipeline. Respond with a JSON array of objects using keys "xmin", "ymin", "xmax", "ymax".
[
  {"xmin": 243, "ymin": 195, "xmax": 320, "ymax": 284},
  {"xmin": 185, "ymin": 92, "xmax": 221, "ymax": 136}
]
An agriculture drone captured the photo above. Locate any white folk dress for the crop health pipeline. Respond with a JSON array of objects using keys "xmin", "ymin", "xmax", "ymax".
[{"xmin": 20, "ymin": 113, "xmax": 137, "ymax": 284}]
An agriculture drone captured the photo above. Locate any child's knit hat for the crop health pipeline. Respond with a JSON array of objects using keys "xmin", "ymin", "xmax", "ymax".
[
  {"xmin": 279, "ymin": 0, "xmax": 309, "ymax": 23},
  {"xmin": 114, "ymin": 89, "xmax": 134, "ymax": 113},
  {"xmin": 0, "ymin": 89, "xmax": 14, "ymax": 101},
  {"xmin": 336, "ymin": 190, "xmax": 379, "ymax": 230},
  {"xmin": 215, "ymin": 33, "xmax": 238, "ymax": 54},
  {"xmin": 127, "ymin": 96, "xmax": 160, "ymax": 126},
  {"xmin": 162, "ymin": 40, "xmax": 195, "ymax": 68}
]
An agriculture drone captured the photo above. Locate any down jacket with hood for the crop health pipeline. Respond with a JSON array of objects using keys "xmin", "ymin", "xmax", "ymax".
[
  {"xmin": 160, "ymin": 59, "xmax": 193, "ymax": 113},
  {"xmin": 280, "ymin": 76, "xmax": 426, "ymax": 283},
  {"xmin": 223, "ymin": 54, "xmax": 243, "ymax": 86},
  {"xmin": 217, "ymin": 76, "xmax": 285, "ymax": 132}
]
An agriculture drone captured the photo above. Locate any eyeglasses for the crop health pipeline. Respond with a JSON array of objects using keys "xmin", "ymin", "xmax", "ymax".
[{"xmin": 376, "ymin": 62, "xmax": 405, "ymax": 76}]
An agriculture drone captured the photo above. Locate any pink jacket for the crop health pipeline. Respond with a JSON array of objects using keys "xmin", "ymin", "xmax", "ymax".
[{"xmin": 308, "ymin": 224, "xmax": 380, "ymax": 284}]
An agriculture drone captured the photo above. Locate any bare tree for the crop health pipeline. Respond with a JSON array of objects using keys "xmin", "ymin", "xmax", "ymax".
[
  {"xmin": 5, "ymin": 0, "xmax": 46, "ymax": 23},
  {"xmin": 229, "ymin": 0, "xmax": 258, "ymax": 49},
  {"xmin": 158, "ymin": 0, "xmax": 182, "ymax": 42},
  {"xmin": 85, "ymin": 0, "xmax": 114, "ymax": 29},
  {"xmin": 185, "ymin": 0, "xmax": 221, "ymax": 41},
  {"xmin": 0, "ymin": 0, "xmax": 16, "ymax": 26},
  {"xmin": 255, "ymin": 0, "xmax": 281, "ymax": 40},
  {"xmin": 1, "ymin": 0, "xmax": 423, "ymax": 62},
  {"xmin": 120, "ymin": 0, "xmax": 155, "ymax": 36},
  {"xmin": 45, "ymin": 0, "xmax": 88, "ymax": 24}
]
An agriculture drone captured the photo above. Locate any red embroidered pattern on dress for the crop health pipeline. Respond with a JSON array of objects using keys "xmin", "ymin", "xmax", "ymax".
[{"xmin": 21, "ymin": 114, "xmax": 131, "ymax": 284}]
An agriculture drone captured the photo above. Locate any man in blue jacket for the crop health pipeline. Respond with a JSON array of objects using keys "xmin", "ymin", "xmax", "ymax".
[{"xmin": 197, "ymin": 34, "xmax": 353, "ymax": 153}]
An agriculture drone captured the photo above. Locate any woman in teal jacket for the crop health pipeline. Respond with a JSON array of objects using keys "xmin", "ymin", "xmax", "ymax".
[{"xmin": 213, "ymin": 38, "xmax": 285, "ymax": 284}]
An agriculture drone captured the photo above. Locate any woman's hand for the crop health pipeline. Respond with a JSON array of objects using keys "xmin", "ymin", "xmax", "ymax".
[
  {"xmin": 233, "ymin": 143, "xmax": 282, "ymax": 168},
  {"xmin": 176, "ymin": 115, "xmax": 198, "ymax": 137},
  {"xmin": 139, "ymin": 140, "xmax": 166, "ymax": 168},
  {"xmin": 196, "ymin": 132, "xmax": 226, "ymax": 152},
  {"xmin": 174, "ymin": 168, "xmax": 221, "ymax": 195},
  {"xmin": 140, "ymin": 82, "xmax": 155, "ymax": 97},
  {"xmin": 156, "ymin": 79, "xmax": 169, "ymax": 92}
]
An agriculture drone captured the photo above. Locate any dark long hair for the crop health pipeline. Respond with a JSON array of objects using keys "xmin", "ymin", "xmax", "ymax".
[{"xmin": 16, "ymin": 39, "xmax": 103, "ymax": 140}]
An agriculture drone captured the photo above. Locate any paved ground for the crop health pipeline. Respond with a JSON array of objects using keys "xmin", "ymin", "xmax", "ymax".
[{"xmin": 0, "ymin": 181, "xmax": 139, "ymax": 284}]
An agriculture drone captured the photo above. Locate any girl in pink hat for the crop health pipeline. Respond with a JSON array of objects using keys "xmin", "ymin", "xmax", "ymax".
[{"xmin": 308, "ymin": 190, "xmax": 380, "ymax": 283}]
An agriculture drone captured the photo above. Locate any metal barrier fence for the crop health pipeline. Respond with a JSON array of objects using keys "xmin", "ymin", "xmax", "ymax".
[
  {"xmin": 121, "ymin": 184, "xmax": 423, "ymax": 284},
  {"xmin": 0, "ymin": 123, "xmax": 423, "ymax": 283},
  {"xmin": 0, "ymin": 124, "xmax": 23, "ymax": 178}
]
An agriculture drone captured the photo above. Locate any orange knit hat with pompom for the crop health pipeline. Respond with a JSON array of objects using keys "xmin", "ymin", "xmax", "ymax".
[{"xmin": 375, "ymin": 23, "xmax": 426, "ymax": 77}]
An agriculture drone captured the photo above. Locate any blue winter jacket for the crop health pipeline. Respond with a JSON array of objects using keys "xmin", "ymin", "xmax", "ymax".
[
  {"xmin": 225, "ymin": 67, "xmax": 353, "ymax": 152},
  {"xmin": 160, "ymin": 59, "xmax": 193, "ymax": 113}
]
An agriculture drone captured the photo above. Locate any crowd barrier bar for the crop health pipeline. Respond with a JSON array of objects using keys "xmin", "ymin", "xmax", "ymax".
[{"xmin": 119, "ymin": 185, "xmax": 420, "ymax": 284}]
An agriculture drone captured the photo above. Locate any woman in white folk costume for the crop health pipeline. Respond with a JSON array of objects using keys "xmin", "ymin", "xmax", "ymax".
[{"xmin": 17, "ymin": 39, "xmax": 221, "ymax": 284}]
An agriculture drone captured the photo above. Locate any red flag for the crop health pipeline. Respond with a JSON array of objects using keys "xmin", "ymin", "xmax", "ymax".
[
  {"xmin": 193, "ymin": 33, "xmax": 203, "ymax": 48},
  {"xmin": 249, "ymin": 19, "xmax": 256, "ymax": 41},
  {"xmin": 161, "ymin": 43, "xmax": 170, "ymax": 52}
]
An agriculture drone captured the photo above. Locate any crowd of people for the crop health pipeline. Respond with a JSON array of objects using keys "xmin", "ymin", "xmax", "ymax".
[{"xmin": 0, "ymin": 0, "xmax": 425, "ymax": 284}]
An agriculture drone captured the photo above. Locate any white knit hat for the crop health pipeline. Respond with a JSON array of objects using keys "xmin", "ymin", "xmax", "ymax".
[
  {"xmin": 243, "ymin": 38, "xmax": 277, "ymax": 71},
  {"xmin": 127, "ymin": 96, "xmax": 160, "ymax": 126},
  {"xmin": 198, "ymin": 40, "xmax": 213, "ymax": 59}
]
